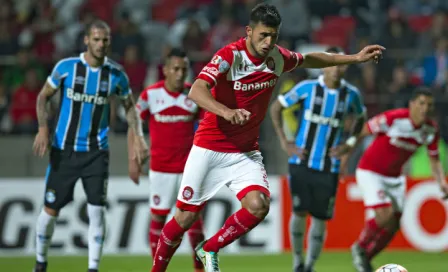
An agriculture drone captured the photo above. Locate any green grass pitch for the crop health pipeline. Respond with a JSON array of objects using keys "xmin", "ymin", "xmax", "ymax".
[{"xmin": 1, "ymin": 251, "xmax": 446, "ymax": 272}]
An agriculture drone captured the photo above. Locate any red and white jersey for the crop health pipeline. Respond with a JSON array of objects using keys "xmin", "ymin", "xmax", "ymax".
[
  {"xmin": 358, "ymin": 108, "xmax": 439, "ymax": 177},
  {"xmin": 195, "ymin": 38, "xmax": 303, "ymax": 152},
  {"xmin": 137, "ymin": 81, "xmax": 200, "ymax": 173}
]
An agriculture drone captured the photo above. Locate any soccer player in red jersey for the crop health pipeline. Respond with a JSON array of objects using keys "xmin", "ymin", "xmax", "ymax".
[
  {"xmin": 151, "ymin": 3, "xmax": 384, "ymax": 272},
  {"xmin": 128, "ymin": 48, "xmax": 205, "ymax": 272},
  {"xmin": 349, "ymin": 88, "xmax": 448, "ymax": 272}
]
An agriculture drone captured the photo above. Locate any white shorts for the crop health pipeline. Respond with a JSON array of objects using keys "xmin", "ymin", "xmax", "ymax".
[
  {"xmin": 149, "ymin": 170, "xmax": 183, "ymax": 215},
  {"xmin": 356, "ymin": 168, "xmax": 406, "ymax": 212},
  {"xmin": 176, "ymin": 145, "xmax": 270, "ymax": 211}
]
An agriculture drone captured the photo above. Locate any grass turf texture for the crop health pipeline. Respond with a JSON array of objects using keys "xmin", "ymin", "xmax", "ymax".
[{"xmin": 2, "ymin": 251, "xmax": 446, "ymax": 272}]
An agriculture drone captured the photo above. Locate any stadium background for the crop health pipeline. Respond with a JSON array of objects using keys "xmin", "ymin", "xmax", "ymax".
[{"xmin": 0, "ymin": 0, "xmax": 447, "ymax": 271}]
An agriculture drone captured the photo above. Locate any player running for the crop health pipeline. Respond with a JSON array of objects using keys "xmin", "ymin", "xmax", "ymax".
[
  {"xmin": 270, "ymin": 46, "xmax": 367, "ymax": 272},
  {"xmin": 32, "ymin": 20, "xmax": 148, "ymax": 272},
  {"xmin": 150, "ymin": 3, "xmax": 384, "ymax": 272},
  {"xmin": 129, "ymin": 48, "xmax": 205, "ymax": 272},
  {"xmin": 350, "ymin": 87, "xmax": 448, "ymax": 272}
]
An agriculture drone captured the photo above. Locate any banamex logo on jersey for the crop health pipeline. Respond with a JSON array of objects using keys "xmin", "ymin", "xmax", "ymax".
[{"xmin": 233, "ymin": 79, "xmax": 277, "ymax": 91}]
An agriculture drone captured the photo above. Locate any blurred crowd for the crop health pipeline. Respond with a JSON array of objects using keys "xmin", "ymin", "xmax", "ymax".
[{"xmin": 0, "ymin": 0, "xmax": 448, "ymax": 141}]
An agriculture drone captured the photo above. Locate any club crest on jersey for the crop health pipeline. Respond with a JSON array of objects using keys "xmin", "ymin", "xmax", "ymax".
[
  {"xmin": 211, "ymin": 55, "xmax": 223, "ymax": 65},
  {"xmin": 182, "ymin": 186, "xmax": 194, "ymax": 201},
  {"xmin": 100, "ymin": 81, "xmax": 108, "ymax": 92},
  {"xmin": 266, "ymin": 57, "xmax": 275, "ymax": 70},
  {"xmin": 184, "ymin": 96, "xmax": 194, "ymax": 108},
  {"xmin": 45, "ymin": 189, "xmax": 56, "ymax": 203}
]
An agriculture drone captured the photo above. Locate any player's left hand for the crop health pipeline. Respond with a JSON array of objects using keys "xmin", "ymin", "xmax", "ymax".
[
  {"xmin": 356, "ymin": 45, "xmax": 385, "ymax": 64},
  {"xmin": 440, "ymin": 183, "xmax": 448, "ymax": 200},
  {"xmin": 133, "ymin": 136, "xmax": 149, "ymax": 165},
  {"xmin": 329, "ymin": 144, "xmax": 352, "ymax": 158}
]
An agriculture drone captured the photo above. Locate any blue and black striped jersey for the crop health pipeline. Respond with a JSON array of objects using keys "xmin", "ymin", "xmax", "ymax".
[
  {"xmin": 47, "ymin": 53, "xmax": 131, "ymax": 151},
  {"xmin": 278, "ymin": 75, "xmax": 366, "ymax": 173}
]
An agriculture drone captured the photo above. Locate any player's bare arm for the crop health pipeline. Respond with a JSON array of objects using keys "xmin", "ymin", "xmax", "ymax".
[
  {"xmin": 189, "ymin": 78, "xmax": 251, "ymax": 125},
  {"xmin": 269, "ymin": 99, "xmax": 307, "ymax": 159},
  {"xmin": 121, "ymin": 95, "xmax": 148, "ymax": 165},
  {"xmin": 300, "ymin": 45, "xmax": 385, "ymax": 69},
  {"xmin": 429, "ymin": 156, "xmax": 448, "ymax": 199},
  {"xmin": 330, "ymin": 113, "xmax": 367, "ymax": 158},
  {"xmin": 33, "ymin": 82, "xmax": 58, "ymax": 157}
]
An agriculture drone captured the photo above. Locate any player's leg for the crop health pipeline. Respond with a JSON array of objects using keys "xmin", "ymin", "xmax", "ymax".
[
  {"xmin": 195, "ymin": 150, "xmax": 270, "ymax": 271},
  {"xmin": 288, "ymin": 164, "xmax": 312, "ymax": 272},
  {"xmin": 305, "ymin": 170, "xmax": 338, "ymax": 271},
  {"xmin": 352, "ymin": 169, "xmax": 395, "ymax": 272},
  {"xmin": 365, "ymin": 176, "xmax": 405, "ymax": 260},
  {"xmin": 80, "ymin": 150, "xmax": 109, "ymax": 272},
  {"xmin": 35, "ymin": 149, "xmax": 80, "ymax": 272},
  {"xmin": 152, "ymin": 146, "xmax": 219, "ymax": 272},
  {"xmin": 147, "ymin": 170, "xmax": 179, "ymax": 257},
  {"xmin": 187, "ymin": 214, "xmax": 205, "ymax": 272}
]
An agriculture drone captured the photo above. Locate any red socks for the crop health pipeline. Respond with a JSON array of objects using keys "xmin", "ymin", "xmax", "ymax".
[
  {"xmin": 366, "ymin": 228, "xmax": 396, "ymax": 260},
  {"xmin": 358, "ymin": 218, "xmax": 382, "ymax": 249},
  {"xmin": 151, "ymin": 218, "xmax": 185, "ymax": 272},
  {"xmin": 188, "ymin": 218, "xmax": 205, "ymax": 269},
  {"xmin": 203, "ymin": 208, "xmax": 262, "ymax": 252},
  {"xmin": 149, "ymin": 220, "xmax": 165, "ymax": 258}
]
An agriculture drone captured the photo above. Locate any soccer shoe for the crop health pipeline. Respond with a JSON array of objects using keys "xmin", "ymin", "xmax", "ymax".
[
  {"xmin": 304, "ymin": 267, "xmax": 316, "ymax": 272},
  {"xmin": 195, "ymin": 241, "xmax": 221, "ymax": 272},
  {"xmin": 32, "ymin": 261, "xmax": 47, "ymax": 272},
  {"xmin": 87, "ymin": 269, "xmax": 98, "ymax": 272},
  {"xmin": 351, "ymin": 243, "xmax": 373, "ymax": 272},
  {"xmin": 294, "ymin": 264, "xmax": 304, "ymax": 272}
]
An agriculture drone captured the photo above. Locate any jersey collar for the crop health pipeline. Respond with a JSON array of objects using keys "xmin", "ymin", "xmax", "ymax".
[
  {"xmin": 80, "ymin": 53, "xmax": 108, "ymax": 71},
  {"xmin": 318, "ymin": 75, "xmax": 346, "ymax": 90}
]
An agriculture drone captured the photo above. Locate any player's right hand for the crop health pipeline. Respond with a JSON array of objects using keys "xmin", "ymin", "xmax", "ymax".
[
  {"xmin": 33, "ymin": 128, "xmax": 49, "ymax": 157},
  {"xmin": 128, "ymin": 157, "xmax": 141, "ymax": 185},
  {"xmin": 281, "ymin": 141, "xmax": 307, "ymax": 159},
  {"xmin": 223, "ymin": 108, "xmax": 251, "ymax": 125}
]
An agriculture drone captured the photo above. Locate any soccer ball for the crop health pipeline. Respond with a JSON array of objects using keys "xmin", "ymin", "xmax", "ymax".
[{"xmin": 375, "ymin": 264, "xmax": 408, "ymax": 272}]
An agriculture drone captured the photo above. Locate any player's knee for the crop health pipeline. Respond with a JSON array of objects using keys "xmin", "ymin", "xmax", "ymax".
[
  {"xmin": 374, "ymin": 206, "xmax": 395, "ymax": 227},
  {"xmin": 174, "ymin": 209, "xmax": 200, "ymax": 229},
  {"xmin": 87, "ymin": 204, "xmax": 105, "ymax": 226},
  {"xmin": 44, "ymin": 206, "xmax": 59, "ymax": 217},
  {"xmin": 151, "ymin": 213, "xmax": 167, "ymax": 223},
  {"xmin": 242, "ymin": 192, "xmax": 270, "ymax": 219}
]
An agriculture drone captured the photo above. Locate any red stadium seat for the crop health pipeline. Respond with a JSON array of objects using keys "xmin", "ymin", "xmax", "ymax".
[
  {"xmin": 322, "ymin": 16, "xmax": 356, "ymax": 35},
  {"xmin": 312, "ymin": 28, "xmax": 350, "ymax": 50},
  {"xmin": 407, "ymin": 15, "xmax": 433, "ymax": 33},
  {"xmin": 151, "ymin": 0, "xmax": 185, "ymax": 23}
]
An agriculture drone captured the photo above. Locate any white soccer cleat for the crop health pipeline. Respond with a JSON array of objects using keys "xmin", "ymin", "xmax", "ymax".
[
  {"xmin": 195, "ymin": 241, "xmax": 221, "ymax": 272},
  {"xmin": 351, "ymin": 243, "xmax": 373, "ymax": 272}
]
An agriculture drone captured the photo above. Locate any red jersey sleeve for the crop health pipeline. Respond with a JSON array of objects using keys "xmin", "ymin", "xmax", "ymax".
[
  {"xmin": 197, "ymin": 46, "xmax": 233, "ymax": 88},
  {"xmin": 277, "ymin": 45, "xmax": 304, "ymax": 73},
  {"xmin": 136, "ymin": 89, "xmax": 150, "ymax": 120},
  {"xmin": 366, "ymin": 110, "xmax": 398, "ymax": 134},
  {"xmin": 427, "ymin": 126, "xmax": 440, "ymax": 158}
]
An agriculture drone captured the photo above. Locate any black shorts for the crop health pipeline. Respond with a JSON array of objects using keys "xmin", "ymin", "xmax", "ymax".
[
  {"xmin": 44, "ymin": 148, "xmax": 109, "ymax": 210},
  {"xmin": 288, "ymin": 164, "xmax": 339, "ymax": 220}
]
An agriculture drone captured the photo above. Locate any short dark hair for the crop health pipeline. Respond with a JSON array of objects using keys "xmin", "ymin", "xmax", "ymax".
[
  {"xmin": 250, "ymin": 3, "xmax": 282, "ymax": 28},
  {"xmin": 85, "ymin": 20, "xmax": 110, "ymax": 36},
  {"xmin": 165, "ymin": 48, "xmax": 187, "ymax": 64},
  {"xmin": 326, "ymin": 46, "xmax": 345, "ymax": 54},
  {"xmin": 410, "ymin": 86, "xmax": 433, "ymax": 101}
]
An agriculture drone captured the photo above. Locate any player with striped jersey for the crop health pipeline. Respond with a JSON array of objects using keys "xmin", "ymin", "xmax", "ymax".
[
  {"xmin": 32, "ymin": 20, "xmax": 148, "ymax": 272},
  {"xmin": 270, "ymin": 46, "xmax": 367, "ymax": 272}
]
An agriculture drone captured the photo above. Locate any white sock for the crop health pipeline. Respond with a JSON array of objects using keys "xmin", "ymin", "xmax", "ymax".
[
  {"xmin": 289, "ymin": 213, "xmax": 306, "ymax": 269},
  {"xmin": 305, "ymin": 217, "xmax": 326, "ymax": 269},
  {"xmin": 87, "ymin": 204, "xmax": 106, "ymax": 270},
  {"xmin": 35, "ymin": 209, "xmax": 57, "ymax": 263}
]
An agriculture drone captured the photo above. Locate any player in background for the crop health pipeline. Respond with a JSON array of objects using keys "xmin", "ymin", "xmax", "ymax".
[
  {"xmin": 270, "ymin": 46, "xmax": 367, "ymax": 272},
  {"xmin": 349, "ymin": 88, "xmax": 448, "ymax": 272},
  {"xmin": 150, "ymin": 3, "xmax": 384, "ymax": 272},
  {"xmin": 32, "ymin": 20, "xmax": 148, "ymax": 272},
  {"xmin": 128, "ymin": 48, "xmax": 205, "ymax": 272}
]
